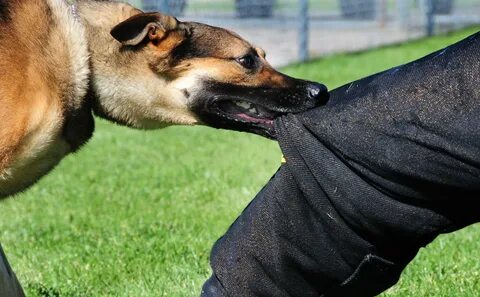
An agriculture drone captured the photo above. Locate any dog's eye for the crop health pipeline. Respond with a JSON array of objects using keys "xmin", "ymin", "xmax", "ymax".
[{"xmin": 236, "ymin": 54, "xmax": 257, "ymax": 70}]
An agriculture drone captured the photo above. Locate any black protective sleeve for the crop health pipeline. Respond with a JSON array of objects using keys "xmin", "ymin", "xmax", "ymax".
[{"xmin": 201, "ymin": 31, "xmax": 480, "ymax": 297}]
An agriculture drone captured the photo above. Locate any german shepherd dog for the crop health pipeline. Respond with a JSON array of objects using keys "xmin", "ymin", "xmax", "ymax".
[
  {"xmin": 1, "ymin": 0, "xmax": 327, "ymax": 294},
  {"xmin": 0, "ymin": 0, "xmax": 328, "ymax": 199}
]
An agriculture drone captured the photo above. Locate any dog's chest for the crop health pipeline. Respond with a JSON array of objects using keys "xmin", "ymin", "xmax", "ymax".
[
  {"xmin": 0, "ymin": 103, "xmax": 72, "ymax": 197},
  {"xmin": 0, "ymin": 99, "xmax": 94, "ymax": 198}
]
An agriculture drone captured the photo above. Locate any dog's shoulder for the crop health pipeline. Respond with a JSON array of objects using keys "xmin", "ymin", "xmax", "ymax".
[
  {"xmin": 1, "ymin": 0, "xmax": 91, "ymax": 121},
  {"xmin": 0, "ymin": 0, "xmax": 93, "ymax": 198}
]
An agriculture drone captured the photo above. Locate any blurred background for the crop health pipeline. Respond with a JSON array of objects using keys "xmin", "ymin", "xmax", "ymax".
[{"xmin": 126, "ymin": 0, "xmax": 480, "ymax": 66}]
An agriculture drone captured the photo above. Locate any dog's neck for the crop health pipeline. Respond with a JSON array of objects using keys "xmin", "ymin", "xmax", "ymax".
[
  {"xmin": 76, "ymin": 1, "xmax": 142, "ymax": 90},
  {"xmin": 76, "ymin": 1, "xmax": 196, "ymax": 129},
  {"xmin": 77, "ymin": 1, "xmax": 158, "ymax": 128}
]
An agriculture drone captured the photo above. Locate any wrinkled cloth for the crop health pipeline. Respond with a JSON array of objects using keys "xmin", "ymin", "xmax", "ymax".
[
  {"xmin": 0, "ymin": 244, "xmax": 25, "ymax": 297},
  {"xmin": 201, "ymin": 31, "xmax": 480, "ymax": 297}
]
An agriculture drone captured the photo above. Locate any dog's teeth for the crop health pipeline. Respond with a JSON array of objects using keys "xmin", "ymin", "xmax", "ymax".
[{"xmin": 235, "ymin": 101, "xmax": 252, "ymax": 110}]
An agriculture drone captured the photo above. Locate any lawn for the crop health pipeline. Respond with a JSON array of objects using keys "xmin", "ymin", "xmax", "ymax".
[{"xmin": 1, "ymin": 27, "xmax": 480, "ymax": 297}]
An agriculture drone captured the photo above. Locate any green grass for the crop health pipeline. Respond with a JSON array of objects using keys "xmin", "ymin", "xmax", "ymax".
[{"xmin": 1, "ymin": 27, "xmax": 480, "ymax": 297}]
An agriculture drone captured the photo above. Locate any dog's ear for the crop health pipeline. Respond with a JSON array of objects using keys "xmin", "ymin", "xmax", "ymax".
[{"xmin": 111, "ymin": 12, "xmax": 182, "ymax": 46}]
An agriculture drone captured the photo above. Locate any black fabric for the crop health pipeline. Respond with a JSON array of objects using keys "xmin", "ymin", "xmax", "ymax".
[{"xmin": 201, "ymin": 31, "xmax": 480, "ymax": 297}]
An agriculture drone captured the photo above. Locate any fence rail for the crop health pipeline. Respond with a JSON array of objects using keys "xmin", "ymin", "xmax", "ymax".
[{"xmin": 127, "ymin": 0, "xmax": 480, "ymax": 66}]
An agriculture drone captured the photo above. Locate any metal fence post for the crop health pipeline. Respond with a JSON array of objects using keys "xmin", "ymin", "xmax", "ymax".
[
  {"xmin": 396, "ymin": 0, "xmax": 410, "ymax": 29},
  {"xmin": 377, "ymin": 0, "xmax": 387, "ymax": 28},
  {"xmin": 426, "ymin": 0, "xmax": 435, "ymax": 36},
  {"xmin": 298, "ymin": 0, "xmax": 309, "ymax": 62}
]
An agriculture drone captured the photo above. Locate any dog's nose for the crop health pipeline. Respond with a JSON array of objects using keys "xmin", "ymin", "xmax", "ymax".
[{"xmin": 306, "ymin": 82, "xmax": 329, "ymax": 105}]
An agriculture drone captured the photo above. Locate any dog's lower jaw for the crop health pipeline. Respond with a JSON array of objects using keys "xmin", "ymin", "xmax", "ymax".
[
  {"xmin": 91, "ymin": 94, "xmax": 199, "ymax": 130},
  {"xmin": 192, "ymin": 104, "xmax": 278, "ymax": 139}
]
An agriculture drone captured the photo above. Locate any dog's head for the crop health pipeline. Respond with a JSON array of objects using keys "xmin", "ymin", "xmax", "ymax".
[{"xmin": 107, "ymin": 12, "xmax": 328, "ymax": 138}]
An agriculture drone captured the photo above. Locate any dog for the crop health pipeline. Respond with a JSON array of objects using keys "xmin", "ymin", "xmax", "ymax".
[
  {"xmin": 0, "ymin": 0, "xmax": 328, "ymax": 295},
  {"xmin": 0, "ymin": 0, "xmax": 328, "ymax": 199}
]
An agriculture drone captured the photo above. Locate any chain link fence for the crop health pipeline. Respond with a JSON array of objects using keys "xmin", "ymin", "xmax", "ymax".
[{"xmin": 127, "ymin": 0, "xmax": 480, "ymax": 66}]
